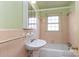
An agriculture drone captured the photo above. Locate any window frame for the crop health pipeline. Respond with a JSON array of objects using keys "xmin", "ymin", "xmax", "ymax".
[{"xmin": 47, "ymin": 16, "xmax": 60, "ymax": 32}]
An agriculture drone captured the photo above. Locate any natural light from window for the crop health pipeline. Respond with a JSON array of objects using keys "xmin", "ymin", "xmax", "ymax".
[
  {"xmin": 28, "ymin": 17, "xmax": 37, "ymax": 29},
  {"xmin": 47, "ymin": 16, "xmax": 59, "ymax": 31}
]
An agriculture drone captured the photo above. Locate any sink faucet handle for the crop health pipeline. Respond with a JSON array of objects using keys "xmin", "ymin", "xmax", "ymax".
[
  {"xmin": 67, "ymin": 42, "xmax": 72, "ymax": 47},
  {"xmin": 72, "ymin": 47, "xmax": 78, "ymax": 51}
]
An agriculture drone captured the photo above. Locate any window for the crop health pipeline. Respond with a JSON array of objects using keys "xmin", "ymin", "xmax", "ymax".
[
  {"xmin": 27, "ymin": 17, "xmax": 37, "ymax": 29},
  {"xmin": 47, "ymin": 16, "xmax": 59, "ymax": 31}
]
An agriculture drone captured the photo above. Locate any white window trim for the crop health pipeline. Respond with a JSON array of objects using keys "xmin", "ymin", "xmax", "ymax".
[{"xmin": 47, "ymin": 16, "xmax": 60, "ymax": 32}]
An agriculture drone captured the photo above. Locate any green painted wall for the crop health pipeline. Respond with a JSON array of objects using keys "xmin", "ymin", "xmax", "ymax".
[{"xmin": 0, "ymin": 1, "xmax": 23, "ymax": 28}]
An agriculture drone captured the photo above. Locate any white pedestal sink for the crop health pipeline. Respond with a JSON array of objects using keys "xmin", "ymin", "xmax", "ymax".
[{"xmin": 25, "ymin": 39, "xmax": 47, "ymax": 50}]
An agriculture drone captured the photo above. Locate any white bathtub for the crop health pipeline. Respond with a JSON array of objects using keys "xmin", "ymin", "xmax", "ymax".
[{"xmin": 39, "ymin": 43, "xmax": 76, "ymax": 57}]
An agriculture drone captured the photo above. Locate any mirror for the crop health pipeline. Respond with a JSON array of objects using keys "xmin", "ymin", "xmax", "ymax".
[
  {"xmin": 23, "ymin": 1, "xmax": 36, "ymax": 29},
  {"xmin": 28, "ymin": 2, "xmax": 36, "ymax": 18},
  {"xmin": 28, "ymin": 2, "xmax": 37, "ymax": 30}
]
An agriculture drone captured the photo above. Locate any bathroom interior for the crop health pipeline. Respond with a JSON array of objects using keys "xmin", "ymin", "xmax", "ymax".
[{"xmin": 0, "ymin": 1, "xmax": 79, "ymax": 57}]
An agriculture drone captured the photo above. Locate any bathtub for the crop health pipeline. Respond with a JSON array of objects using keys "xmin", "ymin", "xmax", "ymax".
[{"xmin": 39, "ymin": 43, "xmax": 76, "ymax": 57}]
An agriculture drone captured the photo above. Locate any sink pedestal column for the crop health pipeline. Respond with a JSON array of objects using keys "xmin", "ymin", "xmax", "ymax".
[{"xmin": 27, "ymin": 50, "xmax": 33, "ymax": 57}]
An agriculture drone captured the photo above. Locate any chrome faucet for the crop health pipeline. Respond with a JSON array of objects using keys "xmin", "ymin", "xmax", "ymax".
[
  {"xmin": 67, "ymin": 42, "xmax": 72, "ymax": 47},
  {"xmin": 67, "ymin": 42, "xmax": 72, "ymax": 50},
  {"xmin": 26, "ymin": 31, "xmax": 36, "ymax": 42},
  {"xmin": 30, "ymin": 39, "xmax": 36, "ymax": 42}
]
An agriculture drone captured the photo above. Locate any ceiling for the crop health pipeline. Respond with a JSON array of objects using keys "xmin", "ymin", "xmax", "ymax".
[{"xmin": 28, "ymin": 1, "xmax": 73, "ymax": 10}]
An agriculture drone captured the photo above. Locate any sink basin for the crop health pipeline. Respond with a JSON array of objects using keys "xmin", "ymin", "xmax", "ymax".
[{"xmin": 25, "ymin": 39, "xmax": 47, "ymax": 50}]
